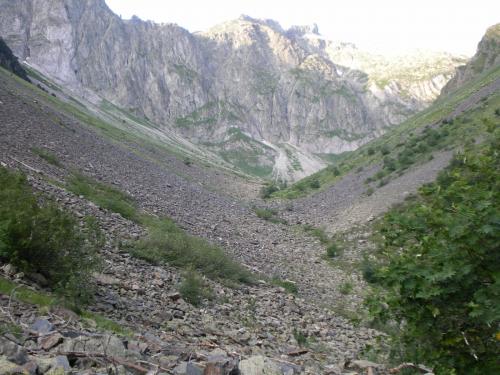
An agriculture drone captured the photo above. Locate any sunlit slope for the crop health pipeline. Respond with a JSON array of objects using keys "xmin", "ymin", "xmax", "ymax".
[{"xmin": 271, "ymin": 64, "xmax": 500, "ymax": 199}]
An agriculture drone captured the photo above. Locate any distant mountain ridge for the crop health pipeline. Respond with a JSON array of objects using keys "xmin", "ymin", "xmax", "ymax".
[
  {"xmin": 442, "ymin": 23, "xmax": 500, "ymax": 94},
  {"xmin": 0, "ymin": 0, "xmax": 466, "ymax": 180}
]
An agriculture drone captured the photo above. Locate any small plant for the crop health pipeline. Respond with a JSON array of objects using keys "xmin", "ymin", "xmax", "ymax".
[
  {"xmin": 339, "ymin": 281, "xmax": 353, "ymax": 295},
  {"xmin": 326, "ymin": 243, "xmax": 339, "ymax": 258},
  {"xmin": 366, "ymin": 187, "xmax": 374, "ymax": 196},
  {"xmin": 367, "ymin": 147, "xmax": 375, "ymax": 156},
  {"xmin": 260, "ymin": 182, "xmax": 279, "ymax": 198},
  {"xmin": 253, "ymin": 207, "xmax": 287, "ymax": 224},
  {"xmin": 31, "ymin": 147, "xmax": 61, "ymax": 167},
  {"xmin": 179, "ymin": 269, "xmax": 212, "ymax": 306},
  {"xmin": 380, "ymin": 145, "xmax": 390, "ymax": 155},
  {"xmin": 293, "ymin": 328, "xmax": 308, "ymax": 346},
  {"xmin": 271, "ymin": 278, "xmax": 298, "ymax": 294},
  {"xmin": 309, "ymin": 178, "xmax": 320, "ymax": 189}
]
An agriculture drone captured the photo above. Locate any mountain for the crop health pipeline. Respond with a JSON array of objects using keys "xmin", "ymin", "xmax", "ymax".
[
  {"xmin": 442, "ymin": 23, "xmax": 500, "ymax": 94},
  {"xmin": 0, "ymin": 37, "xmax": 29, "ymax": 81},
  {"xmin": 0, "ymin": 0, "xmax": 465, "ymax": 181}
]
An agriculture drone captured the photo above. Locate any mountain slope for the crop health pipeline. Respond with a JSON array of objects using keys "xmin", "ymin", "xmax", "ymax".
[
  {"xmin": 270, "ymin": 25, "xmax": 500, "ymax": 200},
  {"xmin": 443, "ymin": 23, "xmax": 500, "ymax": 94},
  {"xmin": 0, "ymin": 1, "xmax": 465, "ymax": 180}
]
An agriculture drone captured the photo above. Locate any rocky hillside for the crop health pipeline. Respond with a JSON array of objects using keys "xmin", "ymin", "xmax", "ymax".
[
  {"xmin": 442, "ymin": 23, "xmax": 500, "ymax": 94},
  {"xmin": 0, "ymin": 0, "xmax": 465, "ymax": 180},
  {"xmin": 0, "ymin": 37, "xmax": 29, "ymax": 81}
]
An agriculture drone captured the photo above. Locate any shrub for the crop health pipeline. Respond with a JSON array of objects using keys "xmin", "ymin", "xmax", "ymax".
[
  {"xmin": 31, "ymin": 147, "xmax": 61, "ymax": 167},
  {"xmin": 254, "ymin": 207, "xmax": 286, "ymax": 224},
  {"xmin": 0, "ymin": 167, "xmax": 102, "ymax": 306},
  {"xmin": 260, "ymin": 182, "xmax": 279, "ymax": 198},
  {"xmin": 309, "ymin": 178, "xmax": 320, "ymax": 189},
  {"xmin": 67, "ymin": 173, "xmax": 137, "ymax": 221},
  {"xmin": 367, "ymin": 147, "xmax": 375, "ymax": 156},
  {"xmin": 293, "ymin": 328, "xmax": 308, "ymax": 346},
  {"xmin": 272, "ymin": 278, "xmax": 298, "ymax": 294},
  {"xmin": 380, "ymin": 145, "xmax": 390, "ymax": 155},
  {"xmin": 179, "ymin": 269, "xmax": 212, "ymax": 306},
  {"xmin": 365, "ymin": 187, "xmax": 374, "ymax": 196},
  {"xmin": 128, "ymin": 217, "xmax": 253, "ymax": 284},
  {"xmin": 366, "ymin": 133, "xmax": 500, "ymax": 374},
  {"xmin": 339, "ymin": 281, "xmax": 353, "ymax": 295},
  {"xmin": 326, "ymin": 243, "xmax": 339, "ymax": 258}
]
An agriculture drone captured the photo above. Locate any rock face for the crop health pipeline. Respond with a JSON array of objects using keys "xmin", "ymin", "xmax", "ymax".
[
  {"xmin": 0, "ymin": 37, "xmax": 29, "ymax": 81},
  {"xmin": 442, "ymin": 23, "xmax": 500, "ymax": 94},
  {"xmin": 0, "ymin": 0, "xmax": 465, "ymax": 180}
]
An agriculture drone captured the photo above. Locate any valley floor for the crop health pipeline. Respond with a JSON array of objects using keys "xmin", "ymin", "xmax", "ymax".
[{"xmin": 0, "ymin": 69, "xmax": 498, "ymax": 374}]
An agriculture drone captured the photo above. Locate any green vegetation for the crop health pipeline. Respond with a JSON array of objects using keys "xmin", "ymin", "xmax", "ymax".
[
  {"xmin": 339, "ymin": 281, "xmax": 353, "ymax": 295},
  {"xmin": 31, "ymin": 147, "xmax": 62, "ymax": 167},
  {"xmin": 326, "ymin": 243, "xmax": 339, "ymax": 258},
  {"xmin": 0, "ymin": 37, "xmax": 30, "ymax": 82},
  {"xmin": 293, "ymin": 328, "xmax": 308, "ymax": 346},
  {"xmin": 179, "ymin": 269, "xmax": 213, "ymax": 306},
  {"xmin": 365, "ymin": 131, "xmax": 500, "ymax": 374},
  {"xmin": 253, "ymin": 207, "xmax": 287, "ymax": 224},
  {"xmin": 272, "ymin": 64, "xmax": 500, "ymax": 199},
  {"xmin": 64, "ymin": 171, "xmax": 253, "ymax": 286},
  {"xmin": 300, "ymin": 225, "xmax": 343, "ymax": 259},
  {"xmin": 271, "ymin": 278, "xmax": 298, "ymax": 295},
  {"xmin": 128, "ymin": 215, "xmax": 253, "ymax": 285},
  {"xmin": 0, "ymin": 277, "xmax": 131, "ymax": 336},
  {"xmin": 0, "ymin": 167, "xmax": 102, "ymax": 306},
  {"xmin": 175, "ymin": 101, "xmax": 240, "ymax": 128},
  {"xmin": 67, "ymin": 173, "xmax": 138, "ymax": 221}
]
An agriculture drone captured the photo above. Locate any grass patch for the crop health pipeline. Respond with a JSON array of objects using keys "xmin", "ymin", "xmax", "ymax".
[
  {"xmin": 293, "ymin": 328, "xmax": 308, "ymax": 346},
  {"xmin": 0, "ymin": 277, "xmax": 131, "ymax": 336},
  {"xmin": 271, "ymin": 278, "xmax": 298, "ymax": 294},
  {"xmin": 128, "ymin": 216, "xmax": 253, "ymax": 285},
  {"xmin": 80, "ymin": 311, "xmax": 132, "ymax": 337},
  {"xmin": 67, "ymin": 173, "xmax": 138, "ymax": 221},
  {"xmin": 31, "ymin": 147, "xmax": 62, "ymax": 167},
  {"xmin": 179, "ymin": 269, "xmax": 213, "ymax": 306},
  {"xmin": 339, "ymin": 281, "xmax": 353, "ymax": 295},
  {"xmin": 253, "ymin": 207, "xmax": 287, "ymax": 224}
]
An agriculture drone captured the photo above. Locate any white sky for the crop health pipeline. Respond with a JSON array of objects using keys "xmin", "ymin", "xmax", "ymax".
[{"xmin": 104, "ymin": 0, "xmax": 499, "ymax": 56}]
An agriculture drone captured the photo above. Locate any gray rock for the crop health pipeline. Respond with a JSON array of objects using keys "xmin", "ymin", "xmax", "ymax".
[
  {"xmin": 0, "ymin": 336, "xmax": 28, "ymax": 365},
  {"xmin": 239, "ymin": 356, "xmax": 282, "ymax": 375},
  {"xmin": 173, "ymin": 362, "xmax": 203, "ymax": 375},
  {"xmin": 31, "ymin": 319, "xmax": 54, "ymax": 334}
]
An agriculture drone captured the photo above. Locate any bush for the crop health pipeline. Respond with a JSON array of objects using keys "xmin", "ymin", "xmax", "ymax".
[
  {"xmin": 309, "ymin": 178, "xmax": 320, "ymax": 189},
  {"xmin": 260, "ymin": 182, "xmax": 279, "ymax": 199},
  {"xmin": 366, "ymin": 134, "xmax": 500, "ymax": 374},
  {"xmin": 380, "ymin": 145, "xmax": 390, "ymax": 155},
  {"xmin": 326, "ymin": 243, "xmax": 339, "ymax": 258},
  {"xmin": 339, "ymin": 281, "xmax": 353, "ymax": 295},
  {"xmin": 0, "ymin": 168, "xmax": 102, "ymax": 305},
  {"xmin": 31, "ymin": 148, "xmax": 61, "ymax": 167},
  {"xmin": 272, "ymin": 278, "xmax": 298, "ymax": 294},
  {"xmin": 179, "ymin": 269, "xmax": 212, "ymax": 306},
  {"xmin": 67, "ymin": 173, "xmax": 137, "ymax": 221},
  {"xmin": 254, "ymin": 207, "xmax": 286, "ymax": 224},
  {"xmin": 367, "ymin": 147, "xmax": 375, "ymax": 156},
  {"xmin": 128, "ymin": 217, "xmax": 253, "ymax": 284},
  {"xmin": 293, "ymin": 328, "xmax": 308, "ymax": 346}
]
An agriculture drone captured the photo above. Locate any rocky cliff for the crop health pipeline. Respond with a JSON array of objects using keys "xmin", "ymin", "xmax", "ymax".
[
  {"xmin": 0, "ymin": 0, "xmax": 465, "ymax": 180},
  {"xmin": 442, "ymin": 23, "xmax": 500, "ymax": 94}
]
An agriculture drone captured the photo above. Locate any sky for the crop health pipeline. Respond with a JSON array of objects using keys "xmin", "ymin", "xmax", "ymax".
[{"xmin": 104, "ymin": 0, "xmax": 499, "ymax": 56}]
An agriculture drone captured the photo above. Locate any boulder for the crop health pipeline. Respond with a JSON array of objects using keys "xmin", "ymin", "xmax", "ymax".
[{"xmin": 239, "ymin": 356, "xmax": 281, "ymax": 375}]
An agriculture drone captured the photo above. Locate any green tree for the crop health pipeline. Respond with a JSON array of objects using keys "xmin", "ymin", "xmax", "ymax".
[
  {"xmin": 366, "ymin": 131, "xmax": 500, "ymax": 374},
  {"xmin": 0, "ymin": 168, "xmax": 102, "ymax": 305}
]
